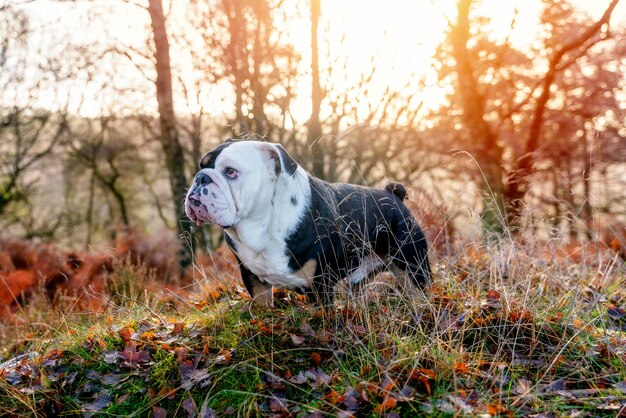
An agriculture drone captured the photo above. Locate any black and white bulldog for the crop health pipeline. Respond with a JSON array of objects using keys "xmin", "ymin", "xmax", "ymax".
[{"xmin": 185, "ymin": 140, "xmax": 431, "ymax": 306}]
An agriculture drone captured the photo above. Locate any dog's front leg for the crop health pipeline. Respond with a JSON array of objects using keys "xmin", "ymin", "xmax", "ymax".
[{"xmin": 238, "ymin": 264, "xmax": 274, "ymax": 307}]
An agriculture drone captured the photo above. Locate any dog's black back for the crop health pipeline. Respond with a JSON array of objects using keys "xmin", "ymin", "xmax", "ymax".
[{"xmin": 285, "ymin": 177, "xmax": 431, "ymax": 303}]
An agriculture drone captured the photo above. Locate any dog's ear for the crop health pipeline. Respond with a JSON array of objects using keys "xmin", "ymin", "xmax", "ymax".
[
  {"xmin": 199, "ymin": 141, "xmax": 234, "ymax": 169},
  {"xmin": 260, "ymin": 143, "xmax": 298, "ymax": 178}
]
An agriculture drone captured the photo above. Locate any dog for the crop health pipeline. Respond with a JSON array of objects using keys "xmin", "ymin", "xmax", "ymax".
[{"xmin": 185, "ymin": 140, "xmax": 431, "ymax": 306}]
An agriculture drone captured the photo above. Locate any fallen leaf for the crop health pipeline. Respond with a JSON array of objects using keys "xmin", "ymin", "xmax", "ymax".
[
  {"xmin": 484, "ymin": 290, "xmax": 501, "ymax": 308},
  {"xmin": 608, "ymin": 304, "xmax": 626, "ymax": 321},
  {"xmin": 359, "ymin": 365, "xmax": 372, "ymax": 377},
  {"xmin": 322, "ymin": 390, "xmax": 339, "ymax": 404},
  {"xmin": 141, "ymin": 331, "xmax": 156, "ymax": 341},
  {"xmin": 380, "ymin": 376, "xmax": 396, "ymax": 394},
  {"xmin": 158, "ymin": 387, "xmax": 177, "ymax": 400},
  {"xmin": 199, "ymin": 404, "xmax": 218, "ymax": 418},
  {"xmin": 300, "ymin": 321, "xmax": 315, "ymax": 336},
  {"xmin": 311, "ymin": 352, "xmax": 321, "ymax": 366},
  {"xmin": 83, "ymin": 393, "xmax": 112, "ymax": 412},
  {"xmin": 86, "ymin": 370, "xmax": 101, "ymax": 380},
  {"xmin": 120, "ymin": 348, "xmax": 151, "ymax": 367},
  {"xmin": 119, "ymin": 327, "xmax": 134, "ymax": 342},
  {"xmin": 180, "ymin": 366, "xmax": 211, "ymax": 390},
  {"xmin": 454, "ymin": 362, "xmax": 469, "ymax": 374},
  {"xmin": 152, "ymin": 406, "xmax": 167, "ymax": 418},
  {"xmin": 290, "ymin": 334, "xmax": 305, "ymax": 345},
  {"xmin": 448, "ymin": 395, "xmax": 474, "ymax": 414},
  {"xmin": 395, "ymin": 385, "xmax": 415, "ymax": 402},
  {"xmin": 172, "ymin": 322, "xmax": 185, "ymax": 335},
  {"xmin": 182, "ymin": 397, "xmax": 198, "ymax": 417},
  {"xmin": 515, "ymin": 378, "xmax": 531, "ymax": 395},
  {"xmin": 269, "ymin": 394, "xmax": 288, "ymax": 413},
  {"xmin": 214, "ymin": 349, "xmax": 231, "ymax": 364},
  {"xmin": 373, "ymin": 397, "xmax": 397, "ymax": 413},
  {"xmin": 288, "ymin": 371, "xmax": 308, "ymax": 384},
  {"xmin": 343, "ymin": 395, "xmax": 358, "ymax": 410},
  {"xmin": 102, "ymin": 373, "xmax": 128, "ymax": 386}
]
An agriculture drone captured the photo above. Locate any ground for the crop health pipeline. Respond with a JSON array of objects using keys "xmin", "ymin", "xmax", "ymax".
[{"xmin": 0, "ymin": 237, "xmax": 625, "ymax": 417}]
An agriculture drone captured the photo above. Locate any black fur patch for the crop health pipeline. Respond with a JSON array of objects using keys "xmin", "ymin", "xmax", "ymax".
[
  {"xmin": 283, "ymin": 177, "xmax": 430, "ymax": 305},
  {"xmin": 199, "ymin": 141, "xmax": 234, "ymax": 169},
  {"xmin": 385, "ymin": 182, "xmax": 407, "ymax": 200},
  {"xmin": 275, "ymin": 144, "xmax": 298, "ymax": 176}
]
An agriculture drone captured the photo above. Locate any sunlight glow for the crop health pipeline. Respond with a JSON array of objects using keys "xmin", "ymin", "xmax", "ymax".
[{"xmin": 11, "ymin": 0, "xmax": 626, "ymax": 120}]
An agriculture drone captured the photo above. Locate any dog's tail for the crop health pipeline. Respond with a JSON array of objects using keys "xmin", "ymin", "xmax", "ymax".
[{"xmin": 385, "ymin": 182, "xmax": 407, "ymax": 201}]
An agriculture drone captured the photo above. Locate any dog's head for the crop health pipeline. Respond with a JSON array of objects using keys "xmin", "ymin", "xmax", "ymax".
[{"xmin": 185, "ymin": 140, "xmax": 298, "ymax": 228}]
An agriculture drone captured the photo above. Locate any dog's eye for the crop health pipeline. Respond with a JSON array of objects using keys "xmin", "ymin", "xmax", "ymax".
[{"xmin": 224, "ymin": 167, "xmax": 238, "ymax": 179}]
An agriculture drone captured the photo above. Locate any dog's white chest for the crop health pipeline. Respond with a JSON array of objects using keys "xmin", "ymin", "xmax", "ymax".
[{"xmin": 229, "ymin": 237, "xmax": 310, "ymax": 289}]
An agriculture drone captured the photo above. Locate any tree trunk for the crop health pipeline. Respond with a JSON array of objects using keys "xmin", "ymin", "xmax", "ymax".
[
  {"xmin": 450, "ymin": 0, "xmax": 506, "ymax": 235},
  {"xmin": 308, "ymin": 0, "xmax": 324, "ymax": 178},
  {"xmin": 85, "ymin": 169, "xmax": 96, "ymax": 248},
  {"xmin": 222, "ymin": 0, "xmax": 248, "ymax": 136},
  {"xmin": 147, "ymin": 0, "xmax": 192, "ymax": 268}
]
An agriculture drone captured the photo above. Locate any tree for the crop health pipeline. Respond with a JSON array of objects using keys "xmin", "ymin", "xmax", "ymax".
[
  {"xmin": 308, "ymin": 0, "xmax": 324, "ymax": 178},
  {"xmin": 439, "ymin": 0, "xmax": 621, "ymax": 233},
  {"xmin": 147, "ymin": 0, "xmax": 191, "ymax": 266}
]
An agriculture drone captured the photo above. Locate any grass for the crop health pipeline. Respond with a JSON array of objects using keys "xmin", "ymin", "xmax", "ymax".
[{"xmin": 0, "ymin": 235, "xmax": 625, "ymax": 417}]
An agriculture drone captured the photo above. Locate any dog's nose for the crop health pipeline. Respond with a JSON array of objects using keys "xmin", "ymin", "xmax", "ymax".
[{"xmin": 196, "ymin": 172, "xmax": 212, "ymax": 185}]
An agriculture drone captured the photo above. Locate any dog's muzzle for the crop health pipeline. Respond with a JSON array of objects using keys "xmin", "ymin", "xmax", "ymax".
[{"xmin": 185, "ymin": 171, "xmax": 237, "ymax": 228}]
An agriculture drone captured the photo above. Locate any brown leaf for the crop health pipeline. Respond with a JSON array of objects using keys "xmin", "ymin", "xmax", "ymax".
[
  {"xmin": 158, "ymin": 387, "xmax": 177, "ymax": 400},
  {"xmin": 359, "ymin": 365, "xmax": 372, "ymax": 377},
  {"xmin": 322, "ymin": 390, "xmax": 339, "ymax": 404},
  {"xmin": 172, "ymin": 322, "xmax": 185, "ymax": 335},
  {"xmin": 120, "ymin": 348, "xmax": 151, "ymax": 367},
  {"xmin": 380, "ymin": 376, "xmax": 396, "ymax": 394},
  {"xmin": 174, "ymin": 347, "xmax": 188, "ymax": 362},
  {"xmin": 373, "ymin": 397, "xmax": 397, "ymax": 413},
  {"xmin": 454, "ymin": 362, "xmax": 469, "ymax": 374},
  {"xmin": 146, "ymin": 388, "xmax": 156, "ymax": 400},
  {"xmin": 311, "ymin": 352, "xmax": 322, "ymax": 366},
  {"xmin": 215, "ymin": 349, "xmax": 231, "ymax": 364},
  {"xmin": 119, "ymin": 327, "xmax": 134, "ymax": 342},
  {"xmin": 487, "ymin": 402, "xmax": 512, "ymax": 417},
  {"xmin": 357, "ymin": 389, "xmax": 370, "ymax": 404},
  {"xmin": 419, "ymin": 375, "xmax": 432, "ymax": 395},
  {"xmin": 485, "ymin": 290, "xmax": 501, "ymax": 307}
]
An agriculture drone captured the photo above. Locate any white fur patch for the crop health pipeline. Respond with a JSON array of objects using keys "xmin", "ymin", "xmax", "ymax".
[
  {"xmin": 346, "ymin": 254, "xmax": 385, "ymax": 285},
  {"xmin": 192, "ymin": 141, "xmax": 313, "ymax": 288}
]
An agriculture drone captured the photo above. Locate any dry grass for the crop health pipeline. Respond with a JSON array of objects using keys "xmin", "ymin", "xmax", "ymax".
[{"xmin": 0, "ymin": 226, "xmax": 624, "ymax": 416}]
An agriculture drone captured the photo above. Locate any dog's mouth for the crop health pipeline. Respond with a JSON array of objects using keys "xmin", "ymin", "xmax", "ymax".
[
  {"xmin": 185, "ymin": 180, "xmax": 237, "ymax": 228},
  {"xmin": 186, "ymin": 194, "xmax": 205, "ymax": 226}
]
